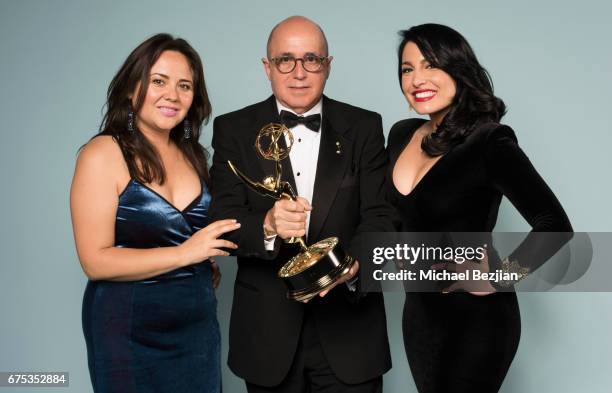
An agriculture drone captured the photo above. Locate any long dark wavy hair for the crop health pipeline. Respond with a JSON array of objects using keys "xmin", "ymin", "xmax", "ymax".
[
  {"xmin": 97, "ymin": 33, "xmax": 212, "ymax": 185},
  {"xmin": 398, "ymin": 24, "xmax": 506, "ymax": 156}
]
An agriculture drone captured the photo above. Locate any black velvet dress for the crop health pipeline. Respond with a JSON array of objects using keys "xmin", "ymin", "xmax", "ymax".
[{"xmin": 386, "ymin": 119, "xmax": 572, "ymax": 393}]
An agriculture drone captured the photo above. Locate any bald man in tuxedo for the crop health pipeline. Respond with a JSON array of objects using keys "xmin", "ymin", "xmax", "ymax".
[{"xmin": 209, "ymin": 16, "xmax": 397, "ymax": 393}]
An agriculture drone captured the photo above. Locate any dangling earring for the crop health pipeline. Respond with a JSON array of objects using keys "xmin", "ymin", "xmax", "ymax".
[
  {"xmin": 127, "ymin": 107, "xmax": 135, "ymax": 133},
  {"xmin": 184, "ymin": 119, "xmax": 192, "ymax": 139},
  {"xmin": 408, "ymin": 104, "xmax": 414, "ymax": 112}
]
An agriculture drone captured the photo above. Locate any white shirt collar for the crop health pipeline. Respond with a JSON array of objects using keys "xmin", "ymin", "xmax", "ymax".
[{"xmin": 276, "ymin": 98, "xmax": 323, "ymax": 117}]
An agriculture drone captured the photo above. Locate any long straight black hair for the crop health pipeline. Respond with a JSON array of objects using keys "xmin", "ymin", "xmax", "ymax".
[
  {"xmin": 97, "ymin": 33, "xmax": 212, "ymax": 185},
  {"xmin": 398, "ymin": 24, "xmax": 506, "ymax": 156}
]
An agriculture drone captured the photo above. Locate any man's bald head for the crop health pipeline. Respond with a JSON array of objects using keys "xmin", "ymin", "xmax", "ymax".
[
  {"xmin": 266, "ymin": 16, "xmax": 329, "ymax": 58},
  {"xmin": 263, "ymin": 16, "xmax": 332, "ymax": 114}
]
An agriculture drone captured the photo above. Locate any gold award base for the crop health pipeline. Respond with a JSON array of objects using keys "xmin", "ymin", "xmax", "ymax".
[{"xmin": 278, "ymin": 237, "xmax": 355, "ymax": 302}]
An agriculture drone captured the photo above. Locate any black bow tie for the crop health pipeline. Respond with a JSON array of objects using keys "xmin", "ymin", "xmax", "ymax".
[{"xmin": 280, "ymin": 110, "xmax": 321, "ymax": 132}]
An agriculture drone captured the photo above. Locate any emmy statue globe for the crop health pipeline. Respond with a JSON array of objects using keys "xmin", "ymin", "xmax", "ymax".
[{"xmin": 228, "ymin": 123, "xmax": 355, "ymax": 301}]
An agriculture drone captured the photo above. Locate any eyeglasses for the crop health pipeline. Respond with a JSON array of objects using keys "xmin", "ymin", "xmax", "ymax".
[{"xmin": 267, "ymin": 54, "xmax": 331, "ymax": 74}]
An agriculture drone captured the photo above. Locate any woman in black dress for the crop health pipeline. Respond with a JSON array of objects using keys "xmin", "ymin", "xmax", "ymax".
[
  {"xmin": 387, "ymin": 24, "xmax": 573, "ymax": 392},
  {"xmin": 71, "ymin": 34, "xmax": 240, "ymax": 392}
]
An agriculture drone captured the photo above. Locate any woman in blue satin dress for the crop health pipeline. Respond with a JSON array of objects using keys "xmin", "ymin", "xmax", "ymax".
[{"xmin": 70, "ymin": 34, "xmax": 240, "ymax": 393}]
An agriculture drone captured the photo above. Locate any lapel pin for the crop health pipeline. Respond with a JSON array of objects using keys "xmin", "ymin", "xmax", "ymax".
[{"xmin": 335, "ymin": 141, "xmax": 341, "ymax": 154}]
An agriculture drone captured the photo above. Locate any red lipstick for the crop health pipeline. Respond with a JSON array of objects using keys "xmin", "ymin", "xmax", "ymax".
[{"xmin": 413, "ymin": 89, "xmax": 436, "ymax": 102}]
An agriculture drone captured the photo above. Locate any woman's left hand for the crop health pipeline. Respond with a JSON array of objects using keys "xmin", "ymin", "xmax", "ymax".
[
  {"xmin": 210, "ymin": 258, "xmax": 221, "ymax": 289},
  {"xmin": 431, "ymin": 250, "xmax": 496, "ymax": 296}
]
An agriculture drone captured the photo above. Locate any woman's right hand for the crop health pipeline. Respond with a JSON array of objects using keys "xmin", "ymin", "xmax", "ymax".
[{"xmin": 179, "ymin": 219, "xmax": 241, "ymax": 266}]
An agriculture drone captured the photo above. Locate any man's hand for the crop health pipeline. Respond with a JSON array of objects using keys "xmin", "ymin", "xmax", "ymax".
[
  {"xmin": 264, "ymin": 197, "xmax": 312, "ymax": 240},
  {"xmin": 318, "ymin": 260, "xmax": 360, "ymax": 298},
  {"xmin": 210, "ymin": 258, "xmax": 221, "ymax": 289}
]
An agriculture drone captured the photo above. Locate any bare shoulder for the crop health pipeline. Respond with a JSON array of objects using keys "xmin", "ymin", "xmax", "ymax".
[
  {"xmin": 80, "ymin": 134, "xmax": 121, "ymax": 156},
  {"xmin": 78, "ymin": 135, "xmax": 123, "ymax": 163},
  {"xmin": 75, "ymin": 135, "xmax": 129, "ymax": 188}
]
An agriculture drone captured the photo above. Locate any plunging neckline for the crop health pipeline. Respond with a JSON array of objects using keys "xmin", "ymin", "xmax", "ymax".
[
  {"xmin": 392, "ymin": 126, "xmax": 448, "ymax": 197},
  {"xmin": 132, "ymin": 179, "xmax": 204, "ymax": 214}
]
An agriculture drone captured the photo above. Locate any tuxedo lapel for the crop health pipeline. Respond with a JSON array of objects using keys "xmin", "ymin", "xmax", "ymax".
[
  {"xmin": 253, "ymin": 96, "xmax": 297, "ymax": 195},
  {"xmin": 308, "ymin": 96, "xmax": 351, "ymax": 241}
]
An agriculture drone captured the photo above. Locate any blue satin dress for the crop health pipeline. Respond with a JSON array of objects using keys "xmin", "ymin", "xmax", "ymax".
[{"xmin": 82, "ymin": 179, "xmax": 220, "ymax": 393}]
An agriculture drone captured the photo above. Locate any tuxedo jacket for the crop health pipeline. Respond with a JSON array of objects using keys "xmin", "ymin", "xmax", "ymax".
[{"xmin": 209, "ymin": 95, "xmax": 397, "ymax": 387}]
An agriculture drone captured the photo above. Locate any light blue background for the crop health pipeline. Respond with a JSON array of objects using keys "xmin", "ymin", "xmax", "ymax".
[{"xmin": 1, "ymin": 0, "xmax": 610, "ymax": 392}]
